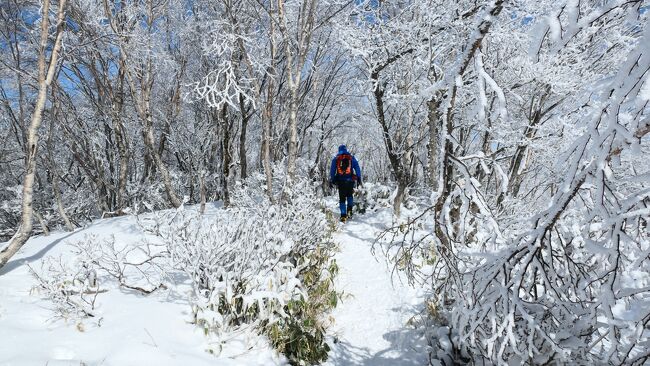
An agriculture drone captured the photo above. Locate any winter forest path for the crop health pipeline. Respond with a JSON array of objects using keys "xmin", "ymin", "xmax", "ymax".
[{"xmin": 325, "ymin": 210, "xmax": 429, "ymax": 365}]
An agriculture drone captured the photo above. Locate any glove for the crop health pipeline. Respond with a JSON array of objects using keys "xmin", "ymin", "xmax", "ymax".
[{"xmin": 356, "ymin": 179, "xmax": 363, "ymax": 188}]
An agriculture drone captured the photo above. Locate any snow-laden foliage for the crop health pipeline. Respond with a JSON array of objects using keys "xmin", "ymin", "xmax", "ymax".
[
  {"xmin": 355, "ymin": 182, "xmax": 403, "ymax": 214},
  {"xmin": 28, "ymin": 255, "xmax": 102, "ymax": 322},
  {"xmin": 149, "ymin": 206, "xmax": 310, "ymax": 334},
  {"xmin": 361, "ymin": 0, "xmax": 650, "ymax": 364},
  {"xmin": 447, "ymin": 25, "xmax": 650, "ymax": 362},
  {"xmin": 71, "ymin": 235, "xmax": 168, "ymax": 294},
  {"xmin": 28, "ymin": 233, "xmax": 168, "ymax": 324},
  {"xmin": 137, "ymin": 175, "xmax": 338, "ymax": 362}
]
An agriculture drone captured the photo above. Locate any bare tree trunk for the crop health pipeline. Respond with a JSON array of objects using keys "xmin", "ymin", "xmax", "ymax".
[
  {"xmin": 112, "ymin": 111, "xmax": 129, "ymax": 211},
  {"xmin": 33, "ymin": 210, "xmax": 50, "ymax": 236},
  {"xmin": 262, "ymin": 9, "xmax": 277, "ymax": 202},
  {"xmin": 199, "ymin": 171, "xmax": 206, "ymax": 214},
  {"xmin": 440, "ymin": 90, "xmax": 456, "ymax": 199},
  {"xmin": 367, "ymin": 46, "xmax": 418, "ymax": 216},
  {"xmin": 262, "ymin": 74, "xmax": 274, "ymax": 201},
  {"xmin": 371, "ymin": 67, "xmax": 409, "ymax": 216},
  {"xmin": 286, "ymin": 88, "xmax": 299, "ymax": 180},
  {"xmin": 52, "ymin": 172, "xmax": 74, "ymax": 231},
  {"xmin": 432, "ymin": 0, "xmax": 505, "ymax": 249},
  {"xmin": 507, "ymin": 87, "xmax": 556, "ymax": 198},
  {"xmin": 393, "ymin": 183, "xmax": 407, "ymax": 218},
  {"xmin": 142, "ymin": 95, "xmax": 182, "ymax": 208},
  {"xmin": 278, "ymin": 0, "xmax": 318, "ymax": 182},
  {"xmin": 0, "ymin": 0, "xmax": 67, "ymax": 270},
  {"xmin": 427, "ymin": 96, "xmax": 441, "ymax": 190},
  {"xmin": 110, "ymin": 60, "xmax": 130, "ymax": 212},
  {"xmin": 278, "ymin": 0, "xmax": 297, "ymax": 182},
  {"xmin": 238, "ymin": 93, "xmax": 249, "ymax": 180},
  {"xmin": 47, "ymin": 106, "xmax": 74, "ymax": 231},
  {"xmin": 220, "ymin": 104, "xmax": 232, "ymax": 207}
]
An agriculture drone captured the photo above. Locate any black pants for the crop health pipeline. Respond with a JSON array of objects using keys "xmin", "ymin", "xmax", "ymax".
[{"xmin": 337, "ymin": 181, "xmax": 354, "ymax": 215}]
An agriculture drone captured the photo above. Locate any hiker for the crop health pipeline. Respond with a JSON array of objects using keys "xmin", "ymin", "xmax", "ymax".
[{"xmin": 329, "ymin": 145, "xmax": 362, "ymax": 222}]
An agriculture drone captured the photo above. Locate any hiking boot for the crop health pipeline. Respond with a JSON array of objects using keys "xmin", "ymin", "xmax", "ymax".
[
  {"xmin": 347, "ymin": 206, "xmax": 353, "ymax": 218},
  {"xmin": 340, "ymin": 215, "xmax": 347, "ymax": 223}
]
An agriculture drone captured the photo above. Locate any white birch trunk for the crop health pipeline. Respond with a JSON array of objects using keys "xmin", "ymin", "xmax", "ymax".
[{"xmin": 0, "ymin": 0, "xmax": 67, "ymax": 270}]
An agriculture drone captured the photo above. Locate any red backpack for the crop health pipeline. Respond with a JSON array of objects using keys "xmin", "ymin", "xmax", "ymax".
[{"xmin": 336, "ymin": 153, "xmax": 353, "ymax": 177}]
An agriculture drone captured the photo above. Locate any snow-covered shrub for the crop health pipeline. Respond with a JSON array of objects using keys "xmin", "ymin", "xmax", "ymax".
[
  {"xmin": 70, "ymin": 234, "xmax": 168, "ymax": 294},
  {"xmin": 28, "ymin": 256, "xmax": 103, "ymax": 322},
  {"xmin": 152, "ymin": 207, "xmax": 303, "ymax": 333},
  {"xmin": 126, "ymin": 177, "xmax": 180, "ymax": 214},
  {"xmin": 147, "ymin": 174, "xmax": 338, "ymax": 363},
  {"xmin": 355, "ymin": 182, "xmax": 393, "ymax": 213},
  {"xmin": 28, "ymin": 234, "xmax": 169, "ymax": 325},
  {"xmin": 384, "ymin": 171, "xmax": 650, "ymax": 364},
  {"xmin": 355, "ymin": 182, "xmax": 423, "ymax": 216},
  {"xmin": 267, "ymin": 246, "xmax": 340, "ymax": 365}
]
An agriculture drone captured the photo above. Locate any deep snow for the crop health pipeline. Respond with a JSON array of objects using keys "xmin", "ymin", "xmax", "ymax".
[{"xmin": 0, "ymin": 205, "xmax": 428, "ymax": 365}]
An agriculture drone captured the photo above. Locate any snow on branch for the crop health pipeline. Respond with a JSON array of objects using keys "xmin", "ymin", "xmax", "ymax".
[
  {"xmin": 192, "ymin": 20, "xmax": 257, "ymax": 110},
  {"xmin": 441, "ymin": 13, "xmax": 650, "ymax": 364}
]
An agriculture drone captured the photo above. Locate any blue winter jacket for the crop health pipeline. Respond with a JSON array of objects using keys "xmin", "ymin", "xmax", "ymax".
[{"xmin": 330, "ymin": 146, "xmax": 361, "ymax": 183}]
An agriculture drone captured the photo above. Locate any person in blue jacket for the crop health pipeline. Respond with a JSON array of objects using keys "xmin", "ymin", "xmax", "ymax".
[{"xmin": 329, "ymin": 145, "xmax": 362, "ymax": 222}]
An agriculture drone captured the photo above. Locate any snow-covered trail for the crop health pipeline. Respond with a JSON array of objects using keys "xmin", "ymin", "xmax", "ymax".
[{"xmin": 325, "ymin": 211, "xmax": 429, "ymax": 366}]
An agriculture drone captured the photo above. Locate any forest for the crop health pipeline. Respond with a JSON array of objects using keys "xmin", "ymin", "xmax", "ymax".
[{"xmin": 1, "ymin": 0, "xmax": 649, "ymax": 364}]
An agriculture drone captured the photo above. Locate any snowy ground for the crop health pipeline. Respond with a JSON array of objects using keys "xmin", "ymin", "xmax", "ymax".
[
  {"xmin": 0, "ymin": 206, "xmax": 283, "ymax": 366},
  {"xmin": 0, "ymin": 204, "xmax": 428, "ymax": 365},
  {"xmin": 325, "ymin": 209, "xmax": 429, "ymax": 366}
]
